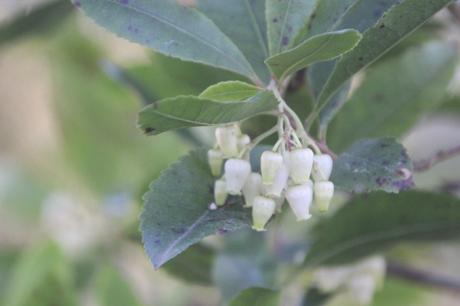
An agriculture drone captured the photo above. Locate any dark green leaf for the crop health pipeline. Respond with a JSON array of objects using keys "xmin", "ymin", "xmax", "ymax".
[
  {"xmin": 138, "ymin": 91, "xmax": 278, "ymax": 135},
  {"xmin": 266, "ymin": 0, "xmax": 316, "ymax": 55},
  {"xmin": 74, "ymin": 0, "xmax": 257, "ymax": 81},
  {"xmin": 328, "ymin": 42, "xmax": 457, "ymax": 151},
  {"xmin": 227, "ymin": 288, "xmax": 279, "ymax": 306},
  {"xmin": 0, "ymin": 0, "xmax": 73, "ymax": 46},
  {"xmin": 140, "ymin": 149, "xmax": 251, "ymax": 268},
  {"xmin": 94, "ymin": 264, "xmax": 143, "ymax": 306},
  {"xmin": 199, "ymin": 81, "xmax": 261, "ymax": 102},
  {"xmin": 266, "ymin": 30, "xmax": 361, "ymax": 80},
  {"xmin": 316, "ymin": 0, "xmax": 452, "ymax": 108},
  {"xmin": 331, "ymin": 138, "xmax": 413, "ymax": 193},
  {"xmin": 304, "ymin": 191, "xmax": 460, "ymax": 266},
  {"xmin": 163, "ymin": 244, "xmax": 214, "ymax": 285},
  {"xmin": 318, "ymin": 81, "xmax": 351, "ymax": 139},
  {"xmin": 197, "ymin": 0, "xmax": 271, "ymax": 84}
]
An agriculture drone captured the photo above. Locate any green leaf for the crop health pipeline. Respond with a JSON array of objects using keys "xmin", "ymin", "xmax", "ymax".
[
  {"xmin": 331, "ymin": 138, "xmax": 413, "ymax": 193},
  {"xmin": 328, "ymin": 42, "xmax": 457, "ymax": 151},
  {"xmin": 197, "ymin": 0, "xmax": 271, "ymax": 84},
  {"xmin": 74, "ymin": 0, "xmax": 257, "ymax": 81},
  {"xmin": 199, "ymin": 81, "xmax": 261, "ymax": 102},
  {"xmin": 266, "ymin": 29, "xmax": 361, "ymax": 80},
  {"xmin": 228, "ymin": 288, "xmax": 279, "ymax": 306},
  {"xmin": 316, "ymin": 0, "xmax": 452, "ymax": 108},
  {"xmin": 0, "ymin": 0, "xmax": 73, "ymax": 46},
  {"xmin": 162, "ymin": 244, "xmax": 214, "ymax": 285},
  {"xmin": 138, "ymin": 91, "xmax": 278, "ymax": 135},
  {"xmin": 140, "ymin": 149, "xmax": 251, "ymax": 269},
  {"xmin": 304, "ymin": 191, "xmax": 460, "ymax": 266},
  {"xmin": 318, "ymin": 82, "xmax": 351, "ymax": 138},
  {"xmin": 94, "ymin": 264, "xmax": 143, "ymax": 306},
  {"xmin": 266, "ymin": 0, "xmax": 316, "ymax": 55}
]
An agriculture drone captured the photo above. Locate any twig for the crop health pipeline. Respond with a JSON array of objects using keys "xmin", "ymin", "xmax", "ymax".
[
  {"xmin": 413, "ymin": 144, "xmax": 460, "ymax": 172},
  {"xmin": 387, "ymin": 261, "xmax": 460, "ymax": 294}
]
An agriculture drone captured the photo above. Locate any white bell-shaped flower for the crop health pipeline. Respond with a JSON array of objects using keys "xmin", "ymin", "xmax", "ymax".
[
  {"xmin": 214, "ymin": 179, "xmax": 228, "ymax": 206},
  {"xmin": 252, "ymin": 196, "xmax": 276, "ymax": 231},
  {"xmin": 215, "ymin": 126, "xmax": 239, "ymax": 157},
  {"xmin": 207, "ymin": 149, "xmax": 224, "ymax": 177},
  {"xmin": 286, "ymin": 148, "xmax": 313, "ymax": 184},
  {"xmin": 242, "ymin": 173, "xmax": 262, "ymax": 207},
  {"xmin": 286, "ymin": 182, "xmax": 313, "ymax": 221},
  {"xmin": 312, "ymin": 154, "xmax": 333, "ymax": 181},
  {"xmin": 237, "ymin": 134, "xmax": 251, "ymax": 151},
  {"xmin": 314, "ymin": 181, "xmax": 334, "ymax": 212},
  {"xmin": 264, "ymin": 164, "xmax": 289, "ymax": 197},
  {"xmin": 261, "ymin": 151, "xmax": 283, "ymax": 185},
  {"xmin": 224, "ymin": 159, "xmax": 251, "ymax": 195}
]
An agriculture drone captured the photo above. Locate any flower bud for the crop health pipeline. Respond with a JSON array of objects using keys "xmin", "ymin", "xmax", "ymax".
[
  {"xmin": 286, "ymin": 148, "xmax": 313, "ymax": 184},
  {"xmin": 237, "ymin": 134, "xmax": 251, "ymax": 151},
  {"xmin": 215, "ymin": 126, "xmax": 239, "ymax": 157},
  {"xmin": 242, "ymin": 173, "xmax": 262, "ymax": 207},
  {"xmin": 312, "ymin": 154, "xmax": 333, "ymax": 181},
  {"xmin": 314, "ymin": 181, "xmax": 334, "ymax": 212},
  {"xmin": 252, "ymin": 196, "xmax": 276, "ymax": 231},
  {"xmin": 261, "ymin": 151, "xmax": 283, "ymax": 185},
  {"xmin": 214, "ymin": 179, "xmax": 228, "ymax": 206},
  {"xmin": 286, "ymin": 183, "xmax": 313, "ymax": 221},
  {"xmin": 207, "ymin": 149, "xmax": 224, "ymax": 177},
  {"xmin": 224, "ymin": 159, "xmax": 251, "ymax": 195},
  {"xmin": 264, "ymin": 164, "xmax": 289, "ymax": 197}
]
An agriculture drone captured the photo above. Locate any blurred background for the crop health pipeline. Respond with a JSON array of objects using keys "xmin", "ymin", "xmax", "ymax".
[{"xmin": 0, "ymin": 1, "xmax": 460, "ymax": 306}]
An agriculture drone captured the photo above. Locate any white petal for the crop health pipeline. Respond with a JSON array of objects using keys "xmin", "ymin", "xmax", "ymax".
[
  {"xmin": 265, "ymin": 164, "xmax": 289, "ymax": 197},
  {"xmin": 242, "ymin": 173, "xmax": 262, "ymax": 207},
  {"xmin": 286, "ymin": 183, "xmax": 313, "ymax": 221},
  {"xmin": 287, "ymin": 148, "xmax": 313, "ymax": 184},
  {"xmin": 252, "ymin": 196, "xmax": 276, "ymax": 231},
  {"xmin": 312, "ymin": 154, "xmax": 333, "ymax": 181},
  {"xmin": 261, "ymin": 151, "xmax": 283, "ymax": 185},
  {"xmin": 215, "ymin": 126, "xmax": 239, "ymax": 157},
  {"xmin": 224, "ymin": 159, "xmax": 251, "ymax": 195},
  {"xmin": 314, "ymin": 181, "xmax": 334, "ymax": 212}
]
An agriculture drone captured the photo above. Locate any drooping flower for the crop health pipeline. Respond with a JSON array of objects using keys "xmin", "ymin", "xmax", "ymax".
[
  {"xmin": 286, "ymin": 182, "xmax": 313, "ymax": 221},
  {"xmin": 224, "ymin": 159, "xmax": 251, "ymax": 195},
  {"xmin": 252, "ymin": 196, "xmax": 276, "ymax": 231}
]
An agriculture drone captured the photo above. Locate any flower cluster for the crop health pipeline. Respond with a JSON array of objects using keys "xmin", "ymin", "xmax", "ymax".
[{"xmin": 208, "ymin": 122, "xmax": 334, "ymax": 232}]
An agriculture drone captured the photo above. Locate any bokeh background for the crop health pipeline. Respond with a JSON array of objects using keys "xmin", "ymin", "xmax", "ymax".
[{"xmin": 1, "ymin": 1, "xmax": 460, "ymax": 306}]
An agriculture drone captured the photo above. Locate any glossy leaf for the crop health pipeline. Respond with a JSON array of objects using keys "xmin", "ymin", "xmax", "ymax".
[
  {"xmin": 316, "ymin": 0, "xmax": 452, "ymax": 108},
  {"xmin": 74, "ymin": 0, "xmax": 257, "ymax": 81},
  {"xmin": 331, "ymin": 138, "xmax": 413, "ymax": 193},
  {"xmin": 197, "ymin": 0, "xmax": 270, "ymax": 84},
  {"xmin": 138, "ymin": 91, "xmax": 278, "ymax": 135},
  {"xmin": 328, "ymin": 42, "xmax": 457, "ymax": 151},
  {"xmin": 163, "ymin": 244, "xmax": 214, "ymax": 285},
  {"xmin": 228, "ymin": 288, "xmax": 279, "ymax": 306},
  {"xmin": 266, "ymin": 0, "xmax": 316, "ymax": 55},
  {"xmin": 140, "ymin": 149, "xmax": 251, "ymax": 269},
  {"xmin": 200, "ymin": 81, "xmax": 261, "ymax": 102},
  {"xmin": 266, "ymin": 29, "xmax": 361, "ymax": 80},
  {"xmin": 304, "ymin": 191, "xmax": 460, "ymax": 266}
]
